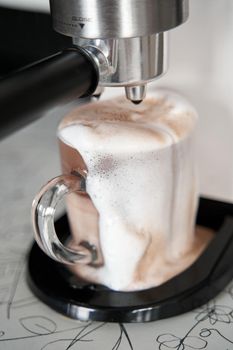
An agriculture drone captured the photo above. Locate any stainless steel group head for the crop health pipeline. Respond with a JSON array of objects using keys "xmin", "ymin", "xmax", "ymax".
[{"xmin": 50, "ymin": 0, "xmax": 189, "ymax": 103}]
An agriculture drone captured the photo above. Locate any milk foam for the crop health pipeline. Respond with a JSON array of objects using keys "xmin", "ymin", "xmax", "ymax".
[{"xmin": 59, "ymin": 91, "xmax": 198, "ymax": 290}]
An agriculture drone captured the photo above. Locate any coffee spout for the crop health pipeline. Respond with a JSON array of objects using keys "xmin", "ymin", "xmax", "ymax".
[
  {"xmin": 92, "ymin": 86, "xmax": 105, "ymax": 100},
  {"xmin": 125, "ymin": 85, "xmax": 146, "ymax": 104}
]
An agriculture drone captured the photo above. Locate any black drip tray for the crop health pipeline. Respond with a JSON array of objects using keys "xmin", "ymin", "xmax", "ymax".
[{"xmin": 27, "ymin": 197, "xmax": 233, "ymax": 323}]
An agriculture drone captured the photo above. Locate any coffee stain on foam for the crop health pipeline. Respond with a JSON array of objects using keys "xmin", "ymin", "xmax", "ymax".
[
  {"xmin": 59, "ymin": 92, "xmax": 192, "ymax": 130},
  {"xmin": 132, "ymin": 225, "xmax": 214, "ymax": 291},
  {"xmin": 132, "ymin": 232, "xmax": 166, "ymax": 288}
]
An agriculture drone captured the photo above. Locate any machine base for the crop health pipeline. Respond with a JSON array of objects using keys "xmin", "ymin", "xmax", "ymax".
[{"xmin": 27, "ymin": 197, "xmax": 233, "ymax": 323}]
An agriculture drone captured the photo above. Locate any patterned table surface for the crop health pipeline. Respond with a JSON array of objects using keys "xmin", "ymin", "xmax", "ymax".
[{"xmin": 0, "ymin": 103, "xmax": 232, "ymax": 350}]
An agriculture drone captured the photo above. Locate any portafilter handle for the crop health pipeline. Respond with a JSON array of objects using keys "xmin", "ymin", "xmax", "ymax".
[{"xmin": 0, "ymin": 47, "xmax": 99, "ymax": 140}]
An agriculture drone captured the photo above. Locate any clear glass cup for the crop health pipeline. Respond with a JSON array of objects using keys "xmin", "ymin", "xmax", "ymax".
[{"xmin": 32, "ymin": 91, "xmax": 213, "ymax": 291}]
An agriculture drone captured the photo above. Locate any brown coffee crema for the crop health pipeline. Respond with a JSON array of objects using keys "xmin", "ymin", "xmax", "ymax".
[{"xmin": 58, "ymin": 91, "xmax": 213, "ymax": 291}]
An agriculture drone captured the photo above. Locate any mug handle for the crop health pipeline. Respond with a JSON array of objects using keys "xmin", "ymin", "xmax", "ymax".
[{"xmin": 32, "ymin": 172, "xmax": 97, "ymax": 265}]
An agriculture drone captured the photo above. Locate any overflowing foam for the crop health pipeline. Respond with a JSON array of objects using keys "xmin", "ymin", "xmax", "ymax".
[
  {"xmin": 59, "ymin": 120, "xmax": 173, "ymax": 153},
  {"xmin": 58, "ymin": 91, "xmax": 207, "ymax": 291}
]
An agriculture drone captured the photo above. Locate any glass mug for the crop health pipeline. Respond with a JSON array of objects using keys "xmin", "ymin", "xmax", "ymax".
[{"xmin": 32, "ymin": 91, "xmax": 212, "ymax": 291}]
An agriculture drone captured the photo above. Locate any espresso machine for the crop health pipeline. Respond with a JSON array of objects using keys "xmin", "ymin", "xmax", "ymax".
[
  {"xmin": 0, "ymin": 0, "xmax": 233, "ymax": 323},
  {"xmin": 0, "ymin": 0, "xmax": 188, "ymax": 138}
]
